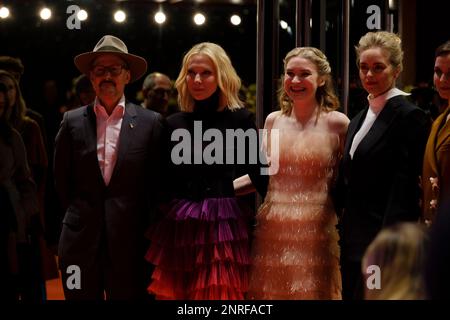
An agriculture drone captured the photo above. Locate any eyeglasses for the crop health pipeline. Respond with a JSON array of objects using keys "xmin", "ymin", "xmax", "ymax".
[
  {"xmin": 434, "ymin": 68, "xmax": 450, "ymax": 80},
  {"xmin": 152, "ymin": 88, "xmax": 171, "ymax": 96},
  {"xmin": 92, "ymin": 65, "xmax": 127, "ymax": 77}
]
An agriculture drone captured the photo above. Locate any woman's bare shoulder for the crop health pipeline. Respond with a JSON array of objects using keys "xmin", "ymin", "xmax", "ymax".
[
  {"xmin": 326, "ymin": 110, "xmax": 350, "ymax": 135},
  {"xmin": 264, "ymin": 110, "xmax": 283, "ymax": 129}
]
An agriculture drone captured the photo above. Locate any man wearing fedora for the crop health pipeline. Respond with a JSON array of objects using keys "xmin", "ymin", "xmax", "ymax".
[{"xmin": 54, "ymin": 35, "xmax": 165, "ymax": 299}]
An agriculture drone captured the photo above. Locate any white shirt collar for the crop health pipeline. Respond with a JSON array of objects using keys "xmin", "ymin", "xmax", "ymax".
[{"xmin": 367, "ymin": 87, "xmax": 410, "ymax": 114}]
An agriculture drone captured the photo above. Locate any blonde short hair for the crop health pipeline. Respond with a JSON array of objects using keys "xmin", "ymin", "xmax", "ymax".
[
  {"xmin": 278, "ymin": 47, "xmax": 340, "ymax": 116},
  {"xmin": 355, "ymin": 31, "xmax": 403, "ymax": 72},
  {"xmin": 175, "ymin": 42, "xmax": 244, "ymax": 112}
]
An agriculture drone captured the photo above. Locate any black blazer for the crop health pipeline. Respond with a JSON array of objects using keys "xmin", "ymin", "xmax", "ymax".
[
  {"xmin": 338, "ymin": 95, "xmax": 430, "ymax": 260},
  {"xmin": 54, "ymin": 102, "xmax": 165, "ymax": 298}
]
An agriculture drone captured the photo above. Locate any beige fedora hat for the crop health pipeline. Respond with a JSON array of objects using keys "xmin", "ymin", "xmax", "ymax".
[{"xmin": 74, "ymin": 35, "xmax": 147, "ymax": 82}]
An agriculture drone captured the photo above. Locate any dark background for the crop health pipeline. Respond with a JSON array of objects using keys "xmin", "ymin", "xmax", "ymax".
[
  {"xmin": 415, "ymin": 0, "xmax": 449, "ymax": 83},
  {"xmin": 0, "ymin": 0, "xmax": 448, "ymax": 110},
  {"xmin": 0, "ymin": 0, "xmax": 259, "ymax": 105}
]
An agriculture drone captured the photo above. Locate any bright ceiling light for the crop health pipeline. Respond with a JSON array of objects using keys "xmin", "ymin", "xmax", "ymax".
[
  {"xmin": 230, "ymin": 15, "xmax": 241, "ymax": 26},
  {"xmin": 193, "ymin": 13, "xmax": 206, "ymax": 25},
  {"xmin": 39, "ymin": 8, "xmax": 52, "ymax": 20},
  {"xmin": 114, "ymin": 10, "xmax": 126, "ymax": 23},
  {"xmin": 389, "ymin": 0, "xmax": 397, "ymax": 10},
  {"xmin": 280, "ymin": 20, "xmax": 288, "ymax": 29},
  {"xmin": 0, "ymin": 6, "xmax": 10, "ymax": 19},
  {"xmin": 77, "ymin": 9, "xmax": 88, "ymax": 21},
  {"xmin": 154, "ymin": 11, "xmax": 166, "ymax": 24}
]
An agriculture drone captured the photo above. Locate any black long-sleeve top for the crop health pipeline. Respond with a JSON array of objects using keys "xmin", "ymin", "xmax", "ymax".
[{"xmin": 164, "ymin": 107, "xmax": 268, "ymax": 201}]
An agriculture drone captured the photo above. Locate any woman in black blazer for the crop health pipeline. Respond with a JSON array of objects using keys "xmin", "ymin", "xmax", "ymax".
[{"xmin": 337, "ymin": 31, "xmax": 430, "ymax": 300}]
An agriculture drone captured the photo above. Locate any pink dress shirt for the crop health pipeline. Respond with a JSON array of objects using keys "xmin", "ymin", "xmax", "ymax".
[{"xmin": 94, "ymin": 95, "xmax": 126, "ymax": 186}]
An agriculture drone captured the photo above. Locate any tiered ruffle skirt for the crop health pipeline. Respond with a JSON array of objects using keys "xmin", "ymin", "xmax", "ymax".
[{"xmin": 145, "ymin": 198, "xmax": 250, "ymax": 300}]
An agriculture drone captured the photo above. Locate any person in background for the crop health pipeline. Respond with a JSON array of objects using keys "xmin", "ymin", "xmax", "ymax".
[
  {"xmin": 0, "ymin": 81, "xmax": 39, "ymax": 301},
  {"xmin": 0, "ymin": 71, "xmax": 47, "ymax": 231},
  {"xmin": 422, "ymin": 40, "xmax": 450, "ymax": 225},
  {"xmin": 63, "ymin": 74, "xmax": 96, "ymax": 111},
  {"xmin": 362, "ymin": 222, "xmax": 428, "ymax": 300},
  {"xmin": 337, "ymin": 31, "xmax": 430, "ymax": 300},
  {"xmin": 0, "ymin": 70, "xmax": 49, "ymax": 300},
  {"xmin": 0, "ymin": 56, "xmax": 59, "ymax": 286},
  {"xmin": 0, "ymin": 56, "xmax": 47, "ymax": 146},
  {"xmin": 141, "ymin": 72, "xmax": 175, "ymax": 117},
  {"xmin": 74, "ymin": 74, "xmax": 96, "ymax": 107}
]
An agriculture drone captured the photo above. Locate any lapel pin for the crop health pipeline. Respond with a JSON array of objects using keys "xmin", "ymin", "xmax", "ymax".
[{"xmin": 130, "ymin": 123, "xmax": 135, "ymax": 129}]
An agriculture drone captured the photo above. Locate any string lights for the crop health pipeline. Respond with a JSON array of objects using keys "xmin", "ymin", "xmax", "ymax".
[
  {"xmin": 0, "ymin": 6, "xmax": 10, "ymax": 19},
  {"xmin": 0, "ymin": 4, "xmax": 250, "ymax": 28},
  {"xmin": 0, "ymin": 3, "xmax": 293, "ymax": 33}
]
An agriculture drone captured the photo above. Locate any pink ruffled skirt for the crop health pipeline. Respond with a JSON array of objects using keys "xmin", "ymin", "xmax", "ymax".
[{"xmin": 145, "ymin": 198, "xmax": 250, "ymax": 300}]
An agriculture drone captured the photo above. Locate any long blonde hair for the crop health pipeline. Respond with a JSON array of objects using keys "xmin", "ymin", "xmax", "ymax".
[
  {"xmin": 278, "ymin": 47, "xmax": 340, "ymax": 116},
  {"xmin": 175, "ymin": 42, "xmax": 244, "ymax": 112},
  {"xmin": 362, "ymin": 223, "xmax": 429, "ymax": 300}
]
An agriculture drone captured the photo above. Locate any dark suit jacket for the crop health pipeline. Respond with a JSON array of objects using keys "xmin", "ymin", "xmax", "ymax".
[
  {"xmin": 54, "ymin": 102, "xmax": 165, "ymax": 298},
  {"xmin": 338, "ymin": 95, "xmax": 430, "ymax": 260},
  {"xmin": 26, "ymin": 108, "xmax": 48, "ymax": 150}
]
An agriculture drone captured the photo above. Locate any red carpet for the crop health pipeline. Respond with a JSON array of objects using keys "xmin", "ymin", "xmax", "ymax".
[{"xmin": 46, "ymin": 270, "xmax": 65, "ymax": 300}]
